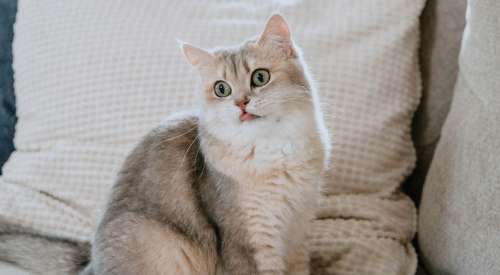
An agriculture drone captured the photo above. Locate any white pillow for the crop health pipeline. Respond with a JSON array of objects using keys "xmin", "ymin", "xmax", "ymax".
[{"xmin": 1, "ymin": 1, "xmax": 424, "ymax": 274}]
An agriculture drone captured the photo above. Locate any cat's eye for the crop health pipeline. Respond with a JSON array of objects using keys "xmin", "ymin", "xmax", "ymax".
[
  {"xmin": 213, "ymin": 81, "xmax": 232, "ymax": 97},
  {"xmin": 251, "ymin": 69, "xmax": 270, "ymax": 87}
]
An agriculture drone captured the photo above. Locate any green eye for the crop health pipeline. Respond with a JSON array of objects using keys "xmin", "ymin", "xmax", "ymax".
[
  {"xmin": 251, "ymin": 68, "xmax": 270, "ymax": 87},
  {"xmin": 214, "ymin": 81, "xmax": 232, "ymax": 97}
]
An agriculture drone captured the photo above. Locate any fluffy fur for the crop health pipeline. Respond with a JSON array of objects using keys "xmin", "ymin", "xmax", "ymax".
[{"xmin": 0, "ymin": 14, "xmax": 330, "ymax": 275}]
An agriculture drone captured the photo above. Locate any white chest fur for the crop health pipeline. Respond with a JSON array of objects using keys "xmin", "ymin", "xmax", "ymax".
[{"xmin": 202, "ymin": 112, "xmax": 325, "ymax": 181}]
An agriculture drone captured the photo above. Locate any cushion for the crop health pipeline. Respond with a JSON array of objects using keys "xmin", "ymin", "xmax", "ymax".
[
  {"xmin": 405, "ymin": 0, "xmax": 467, "ymax": 204},
  {"xmin": 0, "ymin": 0, "xmax": 17, "ymax": 173},
  {"xmin": 1, "ymin": 1, "xmax": 424, "ymax": 274},
  {"xmin": 419, "ymin": 0, "xmax": 500, "ymax": 274}
]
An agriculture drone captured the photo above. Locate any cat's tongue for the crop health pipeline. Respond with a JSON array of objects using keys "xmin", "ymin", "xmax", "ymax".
[{"xmin": 240, "ymin": 111, "xmax": 257, "ymax": 122}]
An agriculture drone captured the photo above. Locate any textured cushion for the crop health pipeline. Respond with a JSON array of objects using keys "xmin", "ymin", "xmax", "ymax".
[
  {"xmin": 405, "ymin": 0, "xmax": 467, "ymax": 204},
  {"xmin": 419, "ymin": 0, "xmax": 500, "ymax": 274},
  {"xmin": 0, "ymin": 0, "xmax": 16, "ymax": 173},
  {"xmin": 1, "ymin": 1, "xmax": 424, "ymax": 274}
]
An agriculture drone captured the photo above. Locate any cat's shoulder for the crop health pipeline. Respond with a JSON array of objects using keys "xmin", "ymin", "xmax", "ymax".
[
  {"xmin": 120, "ymin": 111, "xmax": 200, "ymax": 172},
  {"xmin": 145, "ymin": 111, "xmax": 199, "ymax": 148}
]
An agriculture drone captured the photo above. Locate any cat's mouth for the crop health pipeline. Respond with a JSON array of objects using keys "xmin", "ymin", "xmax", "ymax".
[{"xmin": 240, "ymin": 110, "xmax": 260, "ymax": 122}]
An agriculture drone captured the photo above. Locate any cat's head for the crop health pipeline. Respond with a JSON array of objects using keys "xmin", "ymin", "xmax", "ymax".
[{"xmin": 181, "ymin": 14, "xmax": 314, "ymax": 141}]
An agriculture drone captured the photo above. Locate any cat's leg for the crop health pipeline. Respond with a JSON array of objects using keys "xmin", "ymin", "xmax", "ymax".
[
  {"xmin": 219, "ymin": 239, "xmax": 258, "ymax": 275},
  {"xmin": 218, "ymin": 206, "xmax": 286, "ymax": 275},
  {"xmin": 252, "ymin": 233, "xmax": 287, "ymax": 275},
  {"xmin": 93, "ymin": 212, "xmax": 217, "ymax": 275},
  {"xmin": 244, "ymin": 201, "xmax": 288, "ymax": 275},
  {"xmin": 286, "ymin": 242, "xmax": 310, "ymax": 275},
  {"xmin": 285, "ymin": 211, "xmax": 311, "ymax": 275},
  {"xmin": 251, "ymin": 193, "xmax": 313, "ymax": 275}
]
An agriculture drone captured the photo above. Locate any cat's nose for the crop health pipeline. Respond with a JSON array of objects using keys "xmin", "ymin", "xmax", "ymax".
[{"xmin": 235, "ymin": 98, "xmax": 250, "ymax": 110}]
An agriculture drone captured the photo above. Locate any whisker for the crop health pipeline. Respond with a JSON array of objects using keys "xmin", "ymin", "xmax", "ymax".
[
  {"xmin": 163, "ymin": 125, "xmax": 198, "ymax": 141},
  {"xmin": 161, "ymin": 134, "xmax": 200, "ymax": 206},
  {"xmin": 256, "ymin": 96, "xmax": 313, "ymax": 109},
  {"xmin": 195, "ymin": 145, "xmax": 207, "ymax": 181}
]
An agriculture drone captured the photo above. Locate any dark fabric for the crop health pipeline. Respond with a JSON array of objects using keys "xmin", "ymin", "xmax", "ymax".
[
  {"xmin": 0, "ymin": 0, "xmax": 17, "ymax": 174},
  {"xmin": 404, "ymin": 0, "xmax": 467, "ymax": 206},
  {"xmin": 416, "ymin": 265, "xmax": 430, "ymax": 275}
]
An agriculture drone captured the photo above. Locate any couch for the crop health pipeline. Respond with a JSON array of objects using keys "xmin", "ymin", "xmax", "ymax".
[{"xmin": 1, "ymin": 0, "xmax": 499, "ymax": 274}]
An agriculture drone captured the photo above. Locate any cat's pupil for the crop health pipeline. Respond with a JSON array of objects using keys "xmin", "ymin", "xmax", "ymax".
[
  {"xmin": 218, "ymin": 84, "xmax": 225, "ymax": 94},
  {"xmin": 257, "ymin": 73, "xmax": 264, "ymax": 82}
]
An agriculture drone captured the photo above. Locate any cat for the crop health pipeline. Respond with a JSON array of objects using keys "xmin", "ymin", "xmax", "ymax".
[{"xmin": 0, "ymin": 14, "xmax": 330, "ymax": 275}]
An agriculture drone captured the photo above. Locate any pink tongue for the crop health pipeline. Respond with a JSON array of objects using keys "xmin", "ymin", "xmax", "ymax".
[{"xmin": 240, "ymin": 112, "xmax": 256, "ymax": 121}]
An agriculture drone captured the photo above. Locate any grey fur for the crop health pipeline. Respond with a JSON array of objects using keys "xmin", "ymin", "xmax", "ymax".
[{"xmin": 89, "ymin": 115, "xmax": 259, "ymax": 275}]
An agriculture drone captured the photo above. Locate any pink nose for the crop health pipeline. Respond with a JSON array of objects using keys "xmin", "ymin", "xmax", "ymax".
[{"xmin": 236, "ymin": 99, "xmax": 250, "ymax": 110}]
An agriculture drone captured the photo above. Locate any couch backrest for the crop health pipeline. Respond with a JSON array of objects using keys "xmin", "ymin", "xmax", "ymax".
[{"xmin": 419, "ymin": 0, "xmax": 500, "ymax": 274}]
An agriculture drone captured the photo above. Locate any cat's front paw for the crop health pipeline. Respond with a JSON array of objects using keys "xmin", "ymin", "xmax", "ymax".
[
  {"xmin": 286, "ymin": 265, "xmax": 309, "ymax": 275},
  {"xmin": 259, "ymin": 271, "xmax": 285, "ymax": 275}
]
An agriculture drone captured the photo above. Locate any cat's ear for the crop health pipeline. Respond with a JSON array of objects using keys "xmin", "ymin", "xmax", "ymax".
[
  {"xmin": 257, "ymin": 14, "xmax": 295, "ymax": 57},
  {"xmin": 179, "ymin": 41, "xmax": 215, "ymax": 67}
]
